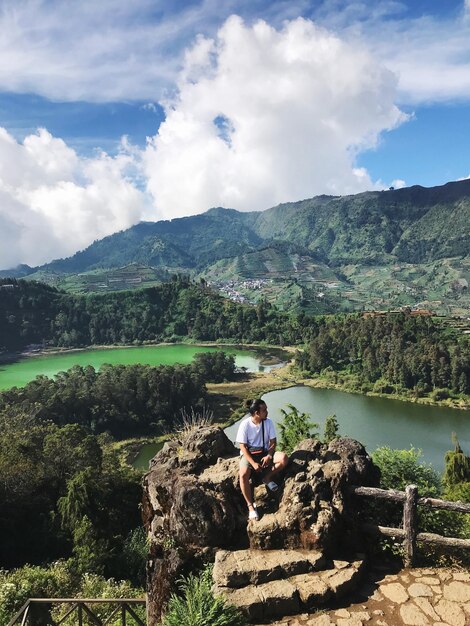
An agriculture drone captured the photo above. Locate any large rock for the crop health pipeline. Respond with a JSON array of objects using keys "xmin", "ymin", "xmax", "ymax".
[
  {"xmin": 213, "ymin": 549, "xmax": 366, "ymax": 620},
  {"xmin": 143, "ymin": 427, "xmax": 379, "ymax": 624}
]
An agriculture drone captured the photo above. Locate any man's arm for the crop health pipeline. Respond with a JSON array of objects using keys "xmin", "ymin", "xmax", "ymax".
[{"xmin": 261, "ymin": 437, "xmax": 276, "ymax": 467}]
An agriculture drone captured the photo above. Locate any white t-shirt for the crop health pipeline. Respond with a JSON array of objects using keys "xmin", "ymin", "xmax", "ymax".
[{"xmin": 236, "ymin": 416, "xmax": 276, "ymax": 452}]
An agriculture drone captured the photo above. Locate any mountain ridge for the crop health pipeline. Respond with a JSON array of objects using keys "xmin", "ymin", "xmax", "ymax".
[
  {"xmin": 3, "ymin": 178, "xmax": 469, "ymax": 275},
  {"xmin": 2, "ymin": 179, "xmax": 469, "ymax": 315}
]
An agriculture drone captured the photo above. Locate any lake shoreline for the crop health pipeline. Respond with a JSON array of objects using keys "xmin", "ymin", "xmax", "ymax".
[
  {"xmin": 0, "ymin": 340, "xmax": 292, "ymax": 366},
  {"xmin": 1, "ymin": 341, "xmax": 467, "ymax": 411},
  {"xmin": 207, "ymin": 365, "xmax": 469, "ymax": 428}
]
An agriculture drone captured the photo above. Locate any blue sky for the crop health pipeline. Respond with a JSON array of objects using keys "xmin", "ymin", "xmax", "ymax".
[{"xmin": 0, "ymin": 0, "xmax": 469, "ymax": 268}]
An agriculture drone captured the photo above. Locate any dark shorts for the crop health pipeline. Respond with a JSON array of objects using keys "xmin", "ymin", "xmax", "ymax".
[{"xmin": 240, "ymin": 450, "xmax": 272, "ymax": 470}]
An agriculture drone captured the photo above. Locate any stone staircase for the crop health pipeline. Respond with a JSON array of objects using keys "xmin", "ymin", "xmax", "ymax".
[{"xmin": 213, "ymin": 548, "xmax": 365, "ymax": 622}]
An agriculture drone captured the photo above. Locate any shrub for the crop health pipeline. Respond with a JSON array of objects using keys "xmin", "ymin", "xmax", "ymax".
[
  {"xmin": 279, "ymin": 404, "xmax": 318, "ymax": 455},
  {"xmin": 370, "ymin": 447, "xmax": 466, "ymax": 540},
  {"xmin": 0, "ymin": 561, "xmax": 75, "ymax": 626},
  {"xmin": 431, "ymin": 388, "xmax": 450, "ymax": 401},
  {"xmin": 323, "ymin": 414, "xmax": 340, "ymax": 444},
  {"xmin": 162, "ymin": 565, "xmax": 246, "ymax": 626},
  {"xmin": 0, "ymin": 561, "xmax": 145, "ymax": 626},
  {"xmin": 372, "ymin": 378, "xmax": 394, "ymax": 394}
]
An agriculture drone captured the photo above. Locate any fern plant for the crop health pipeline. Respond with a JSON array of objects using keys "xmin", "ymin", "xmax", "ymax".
[{"xmin": 162, "ymin": 565, "xmax": 246, "ymax": 626}]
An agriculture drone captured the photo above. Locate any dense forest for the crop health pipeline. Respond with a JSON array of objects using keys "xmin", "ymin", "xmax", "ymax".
[
  {"xmin": 0, "ymin": 277, "xmax": 313, "ymax": 350},
  {"xmin": 0, "ymin": 407, "xmax": 142, "ymax": 571},
  {"xmin": 1, "ymin": 277, "xmax": 469, "ymax": 401},
  {"xmin": 0, "ymin": 353, "xmax": 236, "ymax": 437},
  {"xmin": 0, "ymin": 353, "xmax": 237, "ymax": 597},
  {"xmin": 296, "ymin": 314, "xmax": 470, "ymax": 396}
]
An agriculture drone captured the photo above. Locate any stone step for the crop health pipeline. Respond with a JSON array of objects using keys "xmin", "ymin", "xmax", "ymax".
[
  {"xmin": 214, "ymin": 553, "xmax": 365, "ymax": 623},
  {"xmin": 213, "ymin": 549, "xmax": 326, "ymax": 588}
]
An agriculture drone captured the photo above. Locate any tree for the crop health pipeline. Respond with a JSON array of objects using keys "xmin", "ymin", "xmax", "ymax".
[
  {"xmin": 279, "ymin": 404, "xmax": 318, "ymax": 455},
  {"xmin": 71, "ymin": 516, "xmax": 109, "ymax": 575},
  {"xmin": 371, "ymin": 447, "xmax": 465, "ymax": 538},
  {"xmin": 323, "ymin": 414, "xmax": 340, "ymax": 444},
  {"xmin": 443, "ymin": 434, "xmax": 470, "ymax": 489}
]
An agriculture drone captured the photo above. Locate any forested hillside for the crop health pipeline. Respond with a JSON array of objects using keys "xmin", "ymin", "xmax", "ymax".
[
  {"xmin": 3, "ymin": 179, "xmax": 468, "ymax": 316},
  {"xmin": 0, "ymin": 276, "xmax": 312, "ymax": 350},
  {"xmin": 296, "ymin": 314, "xmax": 470, "ymax": 396},
  {"xmin": 1, "ymin": 277, "xmax": 468, "ymax": 403},
  {"xmin": 5, "ymin": 179, "xmax": 468, "ymax": 274}
]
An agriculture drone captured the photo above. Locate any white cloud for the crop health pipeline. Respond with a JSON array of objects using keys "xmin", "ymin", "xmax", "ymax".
[
  {"xmin": 0, "ymin": 128, "xmax": 146, "ymax": 269},
  {"xmin": 327, "ymin": 2, "xmax": 470, "ymax": 104},
  {"xmin": 143, "ymin": 15, "xmax": 406, "ymax": 219},
  {"xmin": 0, "ymin": 1, "xmax": 469, "ymax": 105}
]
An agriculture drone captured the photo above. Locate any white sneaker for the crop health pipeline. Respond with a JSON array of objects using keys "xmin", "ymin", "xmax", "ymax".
[{"xmin": 248, "ymin": 506, "xmax": 259, "ymax": 521}]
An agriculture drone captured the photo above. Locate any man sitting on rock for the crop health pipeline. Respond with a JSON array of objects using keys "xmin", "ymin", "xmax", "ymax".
[{"xmin": 236, "ymin": 398, "xmax": 288, "ymax": 521}]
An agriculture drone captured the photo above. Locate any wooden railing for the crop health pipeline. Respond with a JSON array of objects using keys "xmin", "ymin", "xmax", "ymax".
[
  {"xmin": 350, "ymin": 484, "xmax": 470, "ymax": 566},
  {"xmin": 8, "ymin": 598, "xmax": 146, "ymax": 626}
]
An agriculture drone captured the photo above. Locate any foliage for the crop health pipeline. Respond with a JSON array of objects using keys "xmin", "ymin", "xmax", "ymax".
[
  {"xmin": 118, "ymin": 527, "xmax": 148, "ymax": 586},
  {"xmin": 323, "ymin": 414, "xmax": 340, "ymax": 444},
  {"xmin": 0, "ymin": 277, "xmax": 313, "ymax": 351},
  {"xmin": 279, "ymin": 404, "xmax": 318, "ymax": 455},
  {"xmin": 0, "ymin": 561, "xmax": 144, "ymax": 626},
  {"xmin": 162, "ymin": 565, "xmax": 246, "ymax": 626},
  {"xmin": 190, "ymin": 352, "xmax": 236, "ymax": 383},
  {"xmin": 443, "ymin": 435, "xmax": 470, "ymax": 488},
  {"xmin": 372, "ymin": 447, "xmax": 441, "ymax": 493},
  {"xmin": 0, "ymin": 361, "xmax": 208, "ymax": 437},
  {"xmin": 370, "ymin": 447, "xmax": 466, "ymax": 540},
  {"xmin": 0, "ymin": 408, "xmax": 142, "ymax": 570},
  {"xmin": 0, "ymin": 561, "xmax": 75, "ymax": 626},
  {"xmin": 442, "ymin": 437, "xmax": 470, "ymax": 541},
  {"xmin": 296, "ymin": 313, "xmax": 470, "ymax": 397}
]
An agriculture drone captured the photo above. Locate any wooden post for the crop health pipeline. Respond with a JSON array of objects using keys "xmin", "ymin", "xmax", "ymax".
[
  {"xmin": 403, "ymin": 484, "xmax": 418, "ymax": 567},
  {"xmin": 78, "ymin": 603, "xmax": 83, "ymax": 626}
]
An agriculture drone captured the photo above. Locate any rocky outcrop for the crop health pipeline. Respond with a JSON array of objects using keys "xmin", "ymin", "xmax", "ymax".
[{"xmin": 143, "ymin": 426, "xmax": 379, "ymax": 624}]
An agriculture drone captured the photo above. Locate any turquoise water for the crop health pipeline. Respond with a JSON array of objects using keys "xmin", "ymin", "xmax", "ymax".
[{"xmin": 0, "ymin": 344, "xmax": 279, "ymax": 390}]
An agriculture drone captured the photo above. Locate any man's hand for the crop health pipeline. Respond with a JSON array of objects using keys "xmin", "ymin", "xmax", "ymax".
[
  {"xmin": 251, "ymin": 461, "xmax": 261, "ymax": 472},
  {"xmin": 261, "ymin": 454, "xmax": 272, "ymax": 468}
]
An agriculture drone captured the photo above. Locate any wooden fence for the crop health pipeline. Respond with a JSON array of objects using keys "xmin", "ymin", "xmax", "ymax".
[
  {"xmin": 8, "ymin": 598, "xmax": 146, "ymax": 626},
  {"xmin": 350, "ymin": 484, "xmax": 470, "ymax": 566}
]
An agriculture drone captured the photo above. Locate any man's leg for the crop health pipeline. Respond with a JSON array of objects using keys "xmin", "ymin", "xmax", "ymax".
[
  {"xmin": 239, "ymin": 461, "xmax": 254, "ymax": 508},
  {"xmin": 262, "ymin": 450, "xmax": 288, "ymax": 484}
]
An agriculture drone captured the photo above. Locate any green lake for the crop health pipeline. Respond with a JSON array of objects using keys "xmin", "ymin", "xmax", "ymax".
[
  {"xmin": 0, "ymin": 344, "xmax": 282, "ymax": 390},
  {"xmin": 3, "ymin": 344, "xmax": 468, "ymax": 474}
]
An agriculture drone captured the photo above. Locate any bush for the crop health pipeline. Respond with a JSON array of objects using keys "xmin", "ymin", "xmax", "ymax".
[
  {"xmin": 431, "ymin": 388, "xmax": 450, "ymax": 401},
  {"xmin": 162, "ymin": 565, "xmax": 246, "ymax": 626},
  {"xmin": 0, "ymin": 561, "xmax": 145, "ymax": 626},
  {"xmin": 372, "ymin": 378, "xmax": 394, "ymax": 394},
  {"xmin": 370, "ymin": 447, "xmax": 466, "ymax": 541},
  {"xmin": 0, "ymin": 561, "xmax": 75, "ymax": 626},
  {"xmin": 279, "ymin": 404, "xmax": 318, "ymax": 455}
]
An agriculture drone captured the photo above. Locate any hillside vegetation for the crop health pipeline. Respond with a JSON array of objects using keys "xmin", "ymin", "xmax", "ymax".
[{"xmin": 2, "ymin": 180, "xmax": 469, "ymax": 315}]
